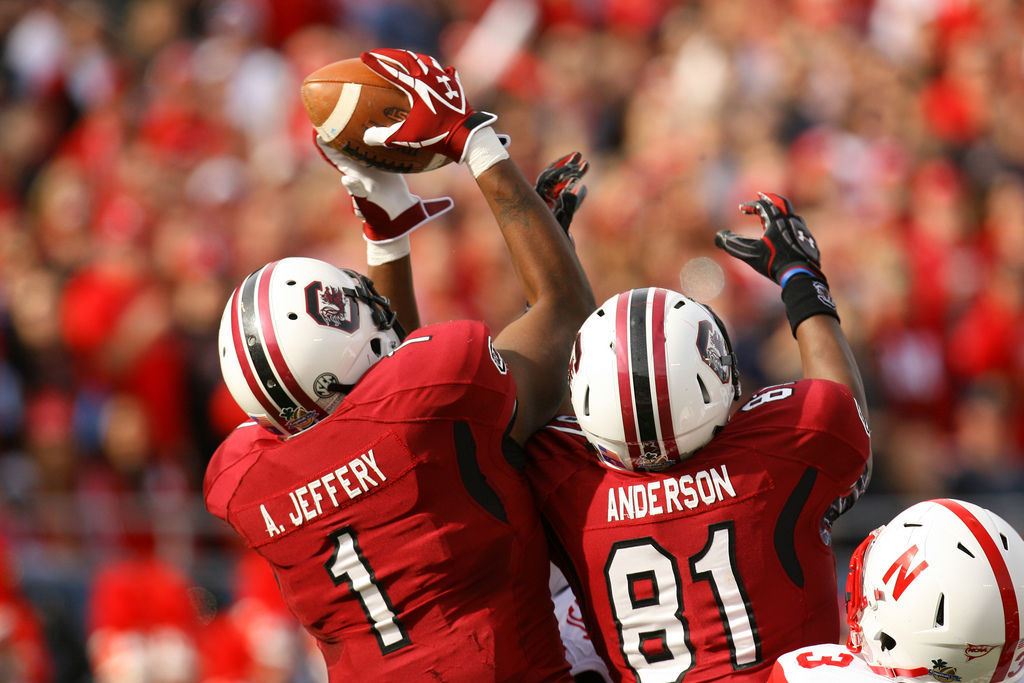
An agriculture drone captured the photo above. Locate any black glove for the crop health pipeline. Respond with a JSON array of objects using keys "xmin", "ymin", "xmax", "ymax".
[
  {"xmin": 714, "ymin": 192, "xmax": 825, "ymax": 287},
  {"xmin": 715, "ymin": 192, "xmax": 838, "ymax": 334},
  {"xmin": 535, "ymin": 152, "xmax": 589, "ymax": 234}
]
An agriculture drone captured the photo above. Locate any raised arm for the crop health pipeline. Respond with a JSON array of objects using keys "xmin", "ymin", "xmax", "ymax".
[
  {"xmin": 360, "ymin": 48, "xmax": 595, "ymax": 445},
  {"xmin": 313, "ymin": 131, "xmax": 453, "ymax": 332},
  {"xmin": 714, "ymin": 193, "xmax": 868, "ymax": 418},
  {"xmin": 473, "ymin": 158, "xmax": 594, "ymax": 443}
]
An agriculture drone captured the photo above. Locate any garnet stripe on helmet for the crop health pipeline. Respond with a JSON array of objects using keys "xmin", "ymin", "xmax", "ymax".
[
  {"xmin": 229, "ymin": 271, "xmax": 280, "ymax": 426},
  {"xmin": 650, "ymin": 288, "xmax": 678, "ymax": 462},
  {"xmin": 933, "ymin": 498, "xmax": 1020, "ymax": 682},
  {"xmin": 237, "ymin": 264, "xmax": 301, "ymax": 423},
  {"xmin": 628, "ymin": 289, "xmax": 659, "ymax": 448},
  {"xmin": 614, "ymin": 291, "xmax": 641, "ymax": 466},
  {"xmin": 256, "ymin": 261, "xmax": 326, "ymax": 420}
]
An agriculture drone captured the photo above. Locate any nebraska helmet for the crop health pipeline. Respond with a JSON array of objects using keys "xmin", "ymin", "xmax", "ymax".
[
  {"xmin": 846, "ymin": 498, "xmax": 1024, "ymax": 683},
  {"xmin": 218, "ymin": 257, "xmax": 404, "ymax": 436},
  {"xmin": 568, "ymin": 288, "xmax": 740, "ymax": 471}
]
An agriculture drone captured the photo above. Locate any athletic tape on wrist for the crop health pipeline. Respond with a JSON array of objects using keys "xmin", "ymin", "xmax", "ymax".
[
  {"xmin": 465, "ymin": 127, "xmax": 510, "ymax": 178},
  {"xmin": 365, "ymin": 234, "xmax": 411, "ymax": 266},
  {"xmin": 781, "ymin": 275, "xmax": 840, "ymax": 336}
]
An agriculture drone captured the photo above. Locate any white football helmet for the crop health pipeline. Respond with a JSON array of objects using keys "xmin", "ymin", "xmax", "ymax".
[
  {"xmin": 846, "ymin": 498, "xmax": 1024, "ymax": 683},
  {"xmin": 218, "ymin": 257, "xmax": 403, "ymax": 436},
  {"xmin": 568, "ymin": 288, "xmax": 740, "ymax": 471}
]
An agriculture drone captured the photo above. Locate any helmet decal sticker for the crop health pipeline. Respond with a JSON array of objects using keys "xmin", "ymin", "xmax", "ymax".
[
  {"xmin": 305, "ymin": 281, "xmax": 360, "ymax": 333},
  {"xmin": 927, "ymin": 659, "xmax": 960, "ymax": 682},
  {"xmin": 696, "ymin": 320, "xmax": 730, "ymax": 384},
  {"xmin": 965, "ymin": 644, "xmax": 998, "ymax": 661},
  {"xmin": 881, "ymin": 545, "xmax": 928, "ymax": 600},
  {"xmin": 313, "ymin": 372, "xmax": 341, "ymax": 398}
]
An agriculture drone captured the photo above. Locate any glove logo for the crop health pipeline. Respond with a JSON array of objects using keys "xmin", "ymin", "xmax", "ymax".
[
  {"xmin": 436, "ymin": 74, "xmax": 459, "ymax": 101},
  {"xmin": 813, "ymin": 281, "xmax": 836, "ymax": 310}
]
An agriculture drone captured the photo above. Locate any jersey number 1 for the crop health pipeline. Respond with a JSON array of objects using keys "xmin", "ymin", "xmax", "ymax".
[
  {"xmin": 326, "ymin": 527, "xmax": 411, "ymax": 654},
  {"xmin": 605, "ymin": 521, "xmax": 760, "ymax": 681}
]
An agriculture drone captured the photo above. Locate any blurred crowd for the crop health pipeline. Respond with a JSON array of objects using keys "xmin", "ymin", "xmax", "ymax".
[{"xmin": 0, "ymin": 0, "xmax": 1022, "ymax": 680}]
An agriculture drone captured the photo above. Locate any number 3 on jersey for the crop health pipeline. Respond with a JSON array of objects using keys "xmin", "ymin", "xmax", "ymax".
[
  {"xmin": 326, "ymin": 527, "xmax": 411, "ymax": 654},
  {"xmin": 605, "ymin": 522, "xmax": 761, "ymax": 681}
]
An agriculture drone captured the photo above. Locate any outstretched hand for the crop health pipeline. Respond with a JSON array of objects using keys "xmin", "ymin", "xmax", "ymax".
[
  {"xmin": 535, "ymin": 152, "xmax": 589, "ymax": 234},
  {"xmin": 315, "ymin": 131, "xmax": 452, "ymax": 243},
  {"xmin": 714, "ymin": 192, "xmax": 825, "ymax": 288},
  {"xmin": 360, "ymin": 49, "xmax": 499, "ymax": 165}
]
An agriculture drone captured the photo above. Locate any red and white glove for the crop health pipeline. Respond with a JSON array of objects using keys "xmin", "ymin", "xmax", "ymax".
[
  {"xmin": 315, "ymin": 133, "xmax": 453, "ymax": 262},
  {"xmin": 360, "ymin": 49, "xmax": 509, "ymax": 176}
]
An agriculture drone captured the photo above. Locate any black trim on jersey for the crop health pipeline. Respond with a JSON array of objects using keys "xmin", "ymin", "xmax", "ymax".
[
  {"xmin": 774, "ymin": 467, "xmax": 818, "ymax": 588},
  {"xmin": 629, "ymin": 289, "xmax": 659, "ymax": 444},
  {"xmin": 324, "ymin": 526, "xmax": 411, "ymax": 654},
  {"xmin": 453, "ymin": 421, "xmax": 507, "ymax": 522},
  {"xmin": 500, "ymin": 401, "xmax": 527, "ymax": 471},
  {"xmin": 240, "ymin": 269, "xmax": 300, "ymax": 415},
  {"xmin": 690, "ymin": 521, "xmax": 762, "ymax": 670}
]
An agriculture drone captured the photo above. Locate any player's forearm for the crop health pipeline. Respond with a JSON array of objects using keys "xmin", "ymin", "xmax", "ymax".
[
  {"xmin": 795, "ymin": 315, "xmax": 868, "ymax": 418},
  {"xmin": 368, "ymin": 256, "xmax": 420, "ymax": 333},
  {"xmin": 475, "ymin": 159, "xmax": 594, "ymax": 318}
]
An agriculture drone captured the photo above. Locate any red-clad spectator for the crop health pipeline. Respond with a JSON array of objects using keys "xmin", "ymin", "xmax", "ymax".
[
  {"xmin": 87, "ymin": 553, "xmax": 199, "ymax": 683},
  {"xmin": 0, "ymin": 535, "xmax": 51, "ymax": 683}
]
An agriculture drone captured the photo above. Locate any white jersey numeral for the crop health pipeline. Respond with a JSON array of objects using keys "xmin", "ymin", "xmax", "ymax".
[
  {"xmin": 604, "ymin": 522, "xmax": 761, "ymax": 681},
  {"xmin": 326, "ymin": 527, "xmax": 411, "ymax": 654}
]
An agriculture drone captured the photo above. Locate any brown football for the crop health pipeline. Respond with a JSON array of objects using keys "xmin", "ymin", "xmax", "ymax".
[{"xmin": 301, "ymin": 58, "xmax": 451, "ymax": 174}]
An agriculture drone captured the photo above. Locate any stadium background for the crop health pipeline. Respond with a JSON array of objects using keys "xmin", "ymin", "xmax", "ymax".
[{"xmin": 0, "ymin": 0, "xmax": 1022, "ymax": 680}]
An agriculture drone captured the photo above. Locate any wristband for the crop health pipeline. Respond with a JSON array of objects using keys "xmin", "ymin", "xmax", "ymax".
[
  {"xmin": 465, "ymin": 127, "xmax": 510, "ymax": 178},
  {"xmin": 781, "ymin": 275, "xmax": 839, "ymax": 336},
  {"xmin": 366, "ymin": 234, "xmax": 411, "ymax": 266}
]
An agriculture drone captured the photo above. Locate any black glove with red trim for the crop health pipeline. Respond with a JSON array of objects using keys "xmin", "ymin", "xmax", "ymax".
[
  {"xmin": 535, "ymin": 152, "xmax": 589, "ymax": 235},
  {"xmin": 715, "ymin": 192, "xmax": 838, "ymax": 334}
]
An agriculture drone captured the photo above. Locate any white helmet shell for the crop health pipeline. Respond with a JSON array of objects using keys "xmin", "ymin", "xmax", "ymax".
[
  {"xmin": 847, "ymin": 498, "xmax": 1024, "ymax": 683},
  {"xmin": 218, "ymin": 257, "xmax": 403, "ymax": 436},
  {"xmin": 568, "ymin": 288, "xmax": 739, "ymax": 471}
]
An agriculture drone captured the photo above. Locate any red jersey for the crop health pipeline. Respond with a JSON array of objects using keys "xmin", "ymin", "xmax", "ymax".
[
  {"xmin": 205, "ymin": 320, "xmax": 571, "ymax": 682},
  {"xmin": 526, "ymin": 380, "xmax": 871, "ymax": 683}
]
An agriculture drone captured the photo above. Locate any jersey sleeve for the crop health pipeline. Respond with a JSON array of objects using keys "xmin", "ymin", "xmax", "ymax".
[
  {"xmin": 731, "ymin": 379, "xmax": 870, "ymax": 491},
  {"xmin": 362, "ymin": 319, "xmax": 517, "ymax": 431},
  {"xmin": 203, "ymin": 423, "xmax": 266, "ymax": 523}
]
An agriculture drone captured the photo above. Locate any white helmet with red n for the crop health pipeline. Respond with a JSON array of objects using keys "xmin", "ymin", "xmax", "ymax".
[
  {"xmin": 567, "ymin": 288, "xmax": 740, "ymax": 471},
  {"xmin": 846, "ymin": 498, "xmax": 1024, "ymax": 683},
  {"xmin": 218, "ymin": 257, "xmax": 404, "ymax": 436}
]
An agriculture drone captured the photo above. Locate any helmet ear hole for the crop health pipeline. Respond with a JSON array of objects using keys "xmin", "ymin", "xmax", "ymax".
[
  {"xmin": 934, "ymin": 594, "xmax": 944, "ymax": 626},
  {"xmin": 371, "ymin": 338, "xmax": 382, "ymax": 357},
  {"xmin": 583, "ymin": 386, "xmax": 591, "ymax": 417},
  {"xmin": 879, "ymin": 633, "xmax": 897, "ymax": 652}
]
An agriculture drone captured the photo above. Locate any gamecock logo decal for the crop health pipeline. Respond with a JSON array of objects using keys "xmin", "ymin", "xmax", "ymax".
[{"xmin": 305, "ymin": 282, "xmax": 360, "ymax": 333}]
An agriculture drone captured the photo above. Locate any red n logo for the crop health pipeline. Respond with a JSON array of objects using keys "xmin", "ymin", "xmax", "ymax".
[{"xmin": 882, "ymin": 545, "xmax": 928, "ymax": 600}]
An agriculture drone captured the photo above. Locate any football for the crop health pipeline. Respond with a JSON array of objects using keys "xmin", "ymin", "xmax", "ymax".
[{"xmin": 301, "ymin": 58, "xmax": 452, "ymax": 174}]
